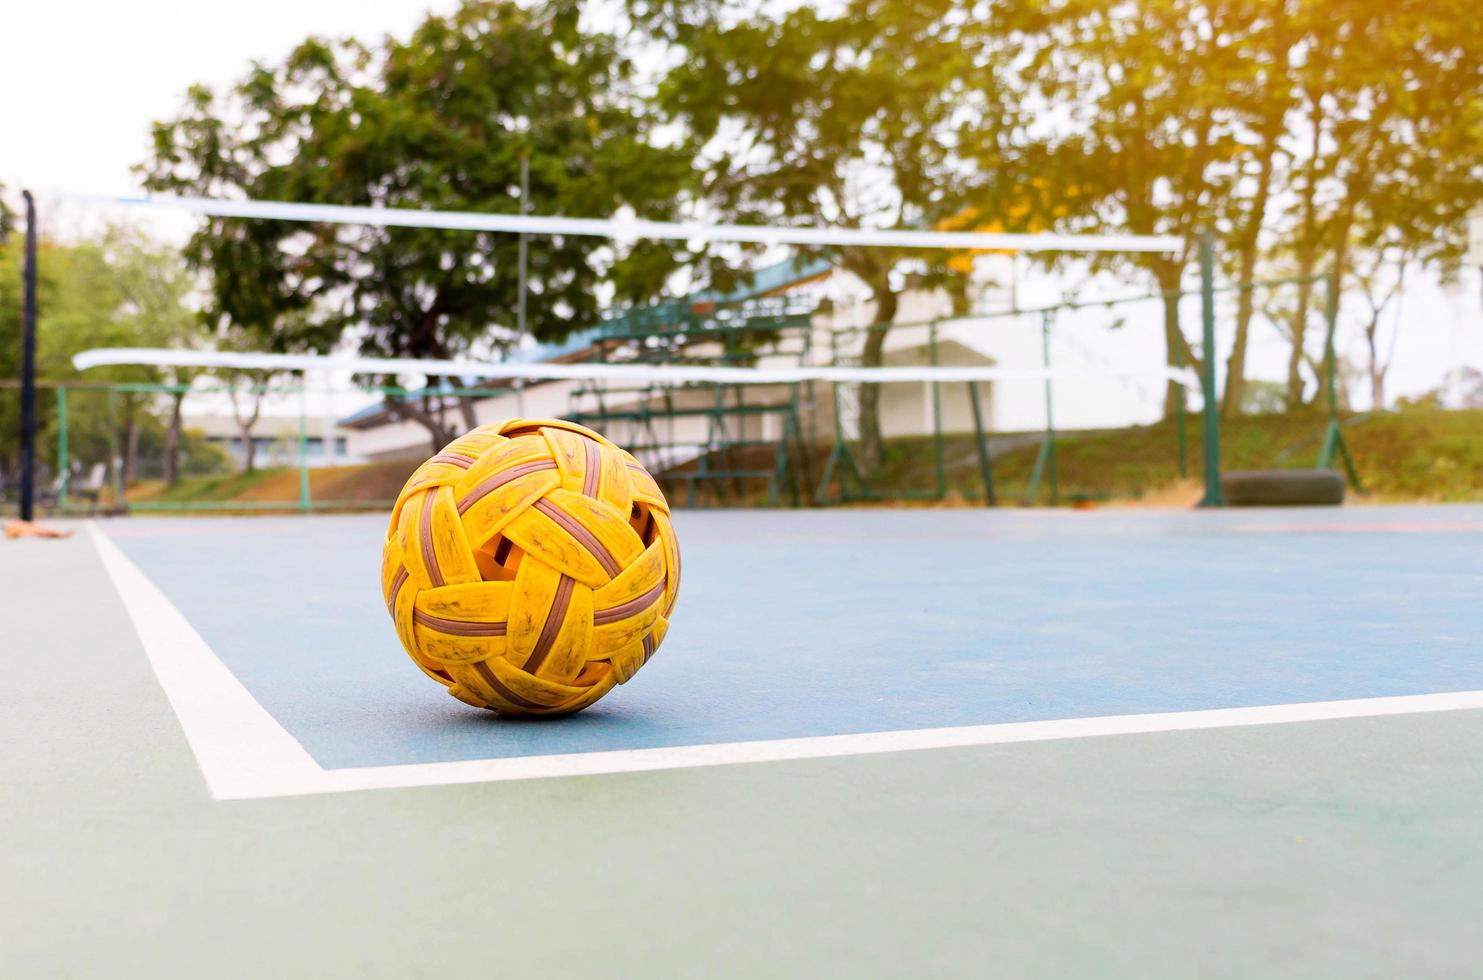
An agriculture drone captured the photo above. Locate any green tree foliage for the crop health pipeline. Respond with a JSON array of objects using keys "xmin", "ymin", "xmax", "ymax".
[
  {"xmin": 118, "ymin": 0, "xmax": 1483, "ymax": 454},
  {"xmin": 962, "ymin": 0, "xmax": 1483, "ymax": 416},
  {"xmin": 0, "ymin": 184, "xmax": 14, "ymax": 241},
  {"xmin": 141, "ymin": 0, "xmax": 696, "ymax": 448},
  {"xmin": 1277, "ymin": 0, "xmax": 1483, "ymax": 409},
  {"xmin": 961, "ymin": 0, "xmax": 1305, "ymax": 417},
  {"xmin": 0, "ymin": 224, "xmax": 201, "ymax": 489},
  {"xmin": 635, "ymin": 0, "xmax": 983, "ymax": 469}
]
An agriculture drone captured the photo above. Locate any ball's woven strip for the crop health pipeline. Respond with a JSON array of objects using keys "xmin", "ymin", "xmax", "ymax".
[{"xmin": 382, "ymin": 418, "xmax": 679, "ymax": 716}]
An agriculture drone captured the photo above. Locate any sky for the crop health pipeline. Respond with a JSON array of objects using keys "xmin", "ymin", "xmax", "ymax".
[
  {"xmin": 2, "ymin": 0, "xmax": 1479, "ymax": 410},
  {"xmin": 2, "ymin": 0, "xmax": 460, "ymax": 201}
]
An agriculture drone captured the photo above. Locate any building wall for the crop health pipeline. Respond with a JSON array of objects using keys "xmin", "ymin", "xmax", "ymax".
[
  {"xmin": 939, "ymin": 315, "xmax": 1169, "ymax": 434},
  {"xmin": 181, "ymin": 410, "xmax": 361, "ymax": 469}
]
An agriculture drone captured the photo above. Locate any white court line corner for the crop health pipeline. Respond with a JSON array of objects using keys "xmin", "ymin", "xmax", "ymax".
[{"xmin": 89, "ymin": 522, "xmax": 1483, "ymax": 802}]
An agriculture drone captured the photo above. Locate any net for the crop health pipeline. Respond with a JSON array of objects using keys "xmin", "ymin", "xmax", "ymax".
[
  {"xmin": 55, "ymin": 271, "xmax": 1367, "ymax": 514},
  {"xmin": 67, "ymin": 311, "xmax": 1199, "ymax": 513},
  {"xmin": 50, "ymin": 193, "xmax": 1247, "ymax": 512}
]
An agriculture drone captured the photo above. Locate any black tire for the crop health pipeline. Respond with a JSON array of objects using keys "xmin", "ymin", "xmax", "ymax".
[{"xmin": 1220, "ymin": 468, "xmax": 1346, "ymax": 507}]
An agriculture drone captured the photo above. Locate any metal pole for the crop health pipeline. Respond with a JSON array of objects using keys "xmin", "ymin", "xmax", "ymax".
[
  {"xmin": 1042, "ymin": 311, "xmax": 1058, "ymax": 504},
  {"xmin": 321, "ymin": 370, "xmax": 337, "ymax": 465},
  {"xmin": 56, "ymin": 387, "xmax": 69, "ymax": 509},
  {"xmin": 1023, "ymin": 312, "xmax": 1058, "ymax": 506},
  {"xmin": 1323, "ymin": 270, "xmax": 1340, "ymax": 417},
  {"xmin": 1173, "ymin": 306, "xmax": 1188, "ymax": 479},
  {"xmin": 517, "ymin": 153, "xmax": 529, "ymax": 337},
  {"xmin": 929, "ymin": 322, "xmax": 944, "ymax": 498},
  {"xmin": 297, "ymin": 379, "xmax": 311, "ymax": 512},
  {"xmin": 1197, "ymin": 230, "xmax": 1225, "ymax": 507},
  {"xmin": 1317, "ymin": 271, "xmax": 1361, "ymax": 487},
  {"xmin": 967, "ymin": 381, "xmax": 996, "ymax": 506},
  {"xmin": 1319, "ymin": 271, "xmax": 1339, "ymax": 471},
  {"xmin": 19, "ymin": 191, "xmax": 39, "ymax": 522},
  {"xmin": 107, "ymin": 388, "xmax": 124, "ymax": 512}
]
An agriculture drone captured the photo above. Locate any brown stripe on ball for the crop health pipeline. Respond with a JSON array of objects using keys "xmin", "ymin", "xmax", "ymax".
[
  {"xmin": 386, "ymin": 567, "xmax": 408, "ymax": 613},
  {"xmin": 472, "ymin": 660, "xmax": 546, "ymax": 711},
  {"xmin": 581, "ymin": 441, "xmax": 602, "ymax": 497},
  {"xmin": 522, "ymin": 574, "xmax": 574, "ymax": 674},
  {"xmin": 412, "ymin": 609, "xmax": 509, "ymax": 637},
  {"xmin": 533, "ymin": 498, "xmax": 621, "ymax": 577},
  {"xmin": 593, "ymin": 579, "xmax": 665, "ymax": 625},
  {"xmin": 456, "ymin": 459, "xmax": 558, "ymax": 515},
  {"xmin": 419, "ymin": 488, "xmax": 444, "ymax": 587}
]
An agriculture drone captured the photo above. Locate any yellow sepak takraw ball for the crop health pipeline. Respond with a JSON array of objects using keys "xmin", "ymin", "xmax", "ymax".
[{"xmin": 381, "ymin": 418, "xmax": 680, "ymax": 716}]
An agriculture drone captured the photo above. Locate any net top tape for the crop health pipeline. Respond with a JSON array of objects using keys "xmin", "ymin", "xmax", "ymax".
[
  {"xmin": 73, "ymin": 347, "xmax": 1201, "ymax": 389},
  {"xmin": 89, "ymin": 194, "xmax": 1184, "ymax": 254}
]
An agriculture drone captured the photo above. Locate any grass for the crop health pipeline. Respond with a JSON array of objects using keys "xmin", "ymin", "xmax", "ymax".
[
  {"xmin": 118, "ymin": 408, "xmax": 1483, "ymax": 512},
  {"xmin": 861, "ymin": 408, "xmax": 1483, "ymax": 506},
  {"xmin": 127, "ymin": 459, "xmax": 419, "ymax": 510}
]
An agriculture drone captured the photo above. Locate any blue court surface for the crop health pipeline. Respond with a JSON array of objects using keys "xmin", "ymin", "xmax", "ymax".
[
  {"xmin": 5, "ymin": 503, "xmax": 1483, "ymax": 977},
  {"xmin": 103, "ymin": 506, "xmax": 1483, "ymax": 770}
]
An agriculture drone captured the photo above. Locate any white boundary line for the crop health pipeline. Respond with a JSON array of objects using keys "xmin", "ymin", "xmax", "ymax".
[
  {"xmin": 90, "ymin": 523, "xmax": 1483, "ymax": 802},
  {"xmin": 86, "ymin": 193, "xmax": 1184, "ymax": 253},
  {"xmin": 71, "ymin": 346, "xmax": 1201, "ymax": 389},
  {"xmin": 89, "ymin": 523, "xmax": 326, "ymax": 799}
]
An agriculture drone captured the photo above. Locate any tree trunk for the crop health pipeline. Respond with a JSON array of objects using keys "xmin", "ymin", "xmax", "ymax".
[
  {"xmin": 855, "ymin": 290, "xmax": 900, "ymax": 473},
  {"xmin": 239, "ymin": 424, "xmax": 258, "ymax": 473},
  {"xmin": 122, "ymin": 412, "xmax": 140, "ymax": 486},
  {"xmin": 384, "ymin": 396, "xmax": 455, "ymax": 455},
  {"xmin": 1286, "ymin": 103, "xmax": 1324, "ymax": 411},
  {"xmin": 228, "ymin": 384, "xmax": 263, "ymax": 474},
  {"xmin": 1221, "ymin": 142, "xmax": 1278, "ymax": 417},
  {"xmin": 1160, "ymin": 290, "xmax": 1185, "ymax": 419},
  {"xmin": 1222, "ymin": 282, "xmax": 1254, "ymax": 417},
  {"xmin": 1316, "ymin": 211, "xmax": 1356, "ymax": 412},
  {"xmin": 1153, "ymin": 262, "xmax": 1199, "ymax": 419},
  {"xmin": 163, "ymin": 392, "xmax": 184, "ymax": 486},
  {"xmin": 1364, "ymin": 319, "xmax": 1385, "ymax": 409},
  {"xmin": 1285, "ymin": 269, "xmax": 1314, "ymax": 410}
]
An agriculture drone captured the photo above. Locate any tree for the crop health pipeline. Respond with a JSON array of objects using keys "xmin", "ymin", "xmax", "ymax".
[
  {"xmin": 0, "ymin": 183, "xmax": 14, "ymax": 241},
  {"xmin": 0, "ymin": 224, "xmax": 199, "ymax": 489},
  {"xmin": 961, "ymin": 0, "xmax": 1483, "ymax": 420},
  {"xmin": 636, "ymin": 0, "xmax": 979, "ymax": 470},
  {"xmin": 1213, "ymin": 2, "xmax": 1303, "ymax": 417},
  {"xmin": 141, "ymin": 0, "xmax": 696, "ymax": 451},
  {"xmin": 103, "ymin": 227, "xmax": 203, "ymax": 485},
  {"xmin": 1264, "ymin": 0, "xmax": 1483, "ymax": 409},
  {"xmin": 1349, "ymin": 244, "xmax": 1414, "ymax": 410},
  {"xmin": 962, "ymin": 0, "xmax": 1305, "ymax": 419},
  {"xmin": 212, "ymin": 324, "xmax": 289, "ymax": 474}
]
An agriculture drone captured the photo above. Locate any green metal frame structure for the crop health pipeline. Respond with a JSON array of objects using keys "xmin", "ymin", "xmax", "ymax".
[
  {"xmin": 24, "ymin": 243, "xmax": 1362, "ymax": 515},
  {"xmin": 567, "ymin": 297, "xmax": 817, "ymax": 508},
  {"xmin": 814, "ymin": 321, "xmax": 948, "ymax": 505},
  {"xmin": 33, "ymin": 378, "xmax": 497, "ymax": 515},
  {"xmin": 1316, "ymin": 271, "xmax": 1362, "ymax": 488}
]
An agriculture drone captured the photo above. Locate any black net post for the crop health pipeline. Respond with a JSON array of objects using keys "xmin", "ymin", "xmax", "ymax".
[{"xmin": 19, "ymin": 191, "xmax": 39, "ymax": 522}]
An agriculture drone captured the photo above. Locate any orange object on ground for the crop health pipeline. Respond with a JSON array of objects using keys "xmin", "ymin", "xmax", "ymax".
[{"xmin": 4, "ymin": 521, "xmax": 74, "ymax": 540}]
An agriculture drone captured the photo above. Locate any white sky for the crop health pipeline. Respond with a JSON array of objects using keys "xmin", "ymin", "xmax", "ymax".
[
  {"xmin": 2, "ymin": 0, "xmax": 461, "ymax": 201},
  {"xmin": 3, "ymin": 0, "xmax": 1479, "ymax": 410}
]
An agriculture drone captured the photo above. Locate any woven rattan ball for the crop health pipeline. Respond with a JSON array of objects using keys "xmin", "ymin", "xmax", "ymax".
[{"xmin": 381, "ymin": 418, "xmax": 680, "ymax": 716}]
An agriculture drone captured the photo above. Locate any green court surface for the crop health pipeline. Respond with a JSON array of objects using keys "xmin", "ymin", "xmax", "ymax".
[{"xmin": 3, "ymin": 507, "xmax": 1482, "ymax": 977}]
